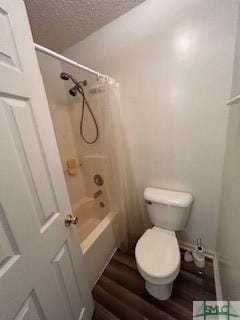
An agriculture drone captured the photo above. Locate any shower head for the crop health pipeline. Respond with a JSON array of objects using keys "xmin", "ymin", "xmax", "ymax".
[
  {"xmin": 60, "ymin": 71, "xmax": 99, "ymax": 144},
  {"xmin": 60, "ymin": 72, "xmax": 87, "ymax": 86},
  {"xmin": 60, "ymin": 72, "xmax": 70, "ymax": 80},
  {"xmin": 60, "ymin": 71, "xmax": 87, "ymax": 98}
]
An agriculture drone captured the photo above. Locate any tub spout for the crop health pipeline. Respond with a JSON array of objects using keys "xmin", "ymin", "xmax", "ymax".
[{"xmin": 94, "ymin": 190, "xmax": 103, "ymax": 198}]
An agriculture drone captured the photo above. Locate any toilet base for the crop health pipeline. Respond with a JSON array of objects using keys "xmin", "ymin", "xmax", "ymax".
[{"xmin": 145, "ymin": 281, "xmax": 173, "ymax": 300}]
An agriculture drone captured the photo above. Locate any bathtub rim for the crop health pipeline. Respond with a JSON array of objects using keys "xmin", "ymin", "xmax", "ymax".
[{"xmin": 80, "ymin": 211, "xmax": 117, "ymax": 254}]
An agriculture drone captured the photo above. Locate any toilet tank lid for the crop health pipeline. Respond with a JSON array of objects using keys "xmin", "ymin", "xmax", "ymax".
[{"xmin": 144, "ymin": 187, "xmax": 193, "ymax": 207}]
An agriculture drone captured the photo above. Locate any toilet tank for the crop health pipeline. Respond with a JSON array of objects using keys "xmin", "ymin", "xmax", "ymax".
[{"xmin": 144, "ymin": 187, "xmax": 193, "ymax": 231}]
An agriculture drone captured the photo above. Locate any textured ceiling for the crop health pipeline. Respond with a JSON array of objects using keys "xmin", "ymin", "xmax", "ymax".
[{"xmin": 24, "ymin": 0, "xmax": 145, "ymax": 52}]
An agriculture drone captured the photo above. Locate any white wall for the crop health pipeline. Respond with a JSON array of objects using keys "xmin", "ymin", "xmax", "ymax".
[
  {"xmin": 36, "ymin": 51, "xmax": 68, "ymax": 106},
  {"xmin": 63, "ymin": 0, "xmax": 238, "ymax": 250},
  {"xmin": 217, "ymin": 7, "xmax": 240, "ymax": 299}
]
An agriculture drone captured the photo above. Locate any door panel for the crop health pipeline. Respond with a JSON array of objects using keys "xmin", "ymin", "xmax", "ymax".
[
  {"xmin": 0, "ymin": 1, "xmax": 93, "ymax": 319},
  {"xmin": 0, "ymin": 203, "xmax": 20, "ymax": 270},
  {"xmin": 53, "ymin": 243, "xmax": 84, "ymax": 319},
  {"xmin": 0, "ymin": 7, "xmax": 21, "ymax": 69},
  {"xmin": 14, "ymin": 292, "xmax": 46, "ymax": 320},
  {"xmin": 4, "ymin": 95, "xmax": 59, "ymax": 225}
]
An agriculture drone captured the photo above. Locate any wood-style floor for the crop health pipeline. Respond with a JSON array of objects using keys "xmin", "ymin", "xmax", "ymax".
[{"xmin": 92, "ymin": 249, "xmax": 216, "ymax": 320}]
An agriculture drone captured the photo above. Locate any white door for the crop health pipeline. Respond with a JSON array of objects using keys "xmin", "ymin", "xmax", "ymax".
[{"xmin": 0, "ymin": 1, "xmax": 94, "ymax": 319}]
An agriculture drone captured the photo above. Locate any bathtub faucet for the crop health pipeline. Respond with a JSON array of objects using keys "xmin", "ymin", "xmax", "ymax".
[{"xmin": 94, "ymin": 190, "xmax": 103, "ymax": 198}]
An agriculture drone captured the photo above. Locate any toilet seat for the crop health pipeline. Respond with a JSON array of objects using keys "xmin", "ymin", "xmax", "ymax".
[{"xmin": 135, "ymin": 227, "xmax": 180, "ymax": 285}]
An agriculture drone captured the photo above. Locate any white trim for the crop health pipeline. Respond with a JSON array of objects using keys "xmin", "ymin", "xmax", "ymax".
[
  {"xmin": 90, "ymin": 247, "xmax": 118, "ymax": 290},
  {"xmin": 179, "ymin": 241, "xmax": 223, "ymax": 300},
  {"xmin": 213, "ymin": 255, "xmax": 223, "ymax": 300},
  {"xmin": 78, "ymin": 307, "xmax": 85, "ymax": 320},
  {"xmin": 226, "ymin": 94, "xmax": 240, "ymax": 105},
  {"xmin": 81, "ymin": 212, "xmax": 117, "ymax": 254},
  {"xmin": 179, "ymin": 241, "xmax": 215, "ymax": 259},
  {"xmin": 34, "ymin": 43, "xmax": 112, "ymax": 81}
]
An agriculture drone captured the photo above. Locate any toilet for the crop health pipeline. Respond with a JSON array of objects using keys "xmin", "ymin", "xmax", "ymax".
[{"xmin": 135, "ymin": 187, "xmax": 193, "ymax": 300}]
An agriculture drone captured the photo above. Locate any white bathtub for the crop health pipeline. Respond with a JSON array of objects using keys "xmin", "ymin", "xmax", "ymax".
[{"xmin": 74, "ymin": 198, "xmax": 117, "ymax": 288}]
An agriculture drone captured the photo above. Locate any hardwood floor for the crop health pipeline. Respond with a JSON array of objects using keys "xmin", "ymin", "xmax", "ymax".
[{"xmin": 92, "ymin": 249, "xmax": 216, "ymax": 320}]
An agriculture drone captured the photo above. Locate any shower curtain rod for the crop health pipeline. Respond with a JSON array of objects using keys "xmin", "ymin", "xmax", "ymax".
[{"xmin": 34, "ymin": 43, "xmax": 110, "ymax": 81}]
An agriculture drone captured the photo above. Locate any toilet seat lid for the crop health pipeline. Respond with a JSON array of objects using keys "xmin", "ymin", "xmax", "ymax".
[{"xmin": 135, "ymin": 228, "xmax": 180, "ymax": 278}]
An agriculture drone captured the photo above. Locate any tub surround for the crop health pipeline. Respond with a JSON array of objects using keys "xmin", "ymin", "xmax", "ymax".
[{"xmin": 37, "ymin": 51, "xmax": 117, "ymax": 290}]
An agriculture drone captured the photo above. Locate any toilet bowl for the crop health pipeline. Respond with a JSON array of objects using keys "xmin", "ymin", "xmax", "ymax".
[
  {"xmin": 135, "ymin": 227, "xmax": 180, "ymax": 300},
  {"xmin": 135, "ymin": 187, "xmax": 193, "ymax": 300}
]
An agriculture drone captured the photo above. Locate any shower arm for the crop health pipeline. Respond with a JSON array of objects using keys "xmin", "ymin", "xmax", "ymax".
[{"xmin": 34, "ymin": 43, "xmax": 113, "ymax": 82}]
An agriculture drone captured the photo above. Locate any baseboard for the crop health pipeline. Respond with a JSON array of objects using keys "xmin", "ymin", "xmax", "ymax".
[
  {"xmin": 179, "ymin": 241, "xmax": 215, "ymax": 259},
  {"xmin": 90, "ymin": 247, "xmax": 118, "ymax": 290},
  {"xmin": 179, "ymin": 241, "xmax": 222, "ymax": 300}
]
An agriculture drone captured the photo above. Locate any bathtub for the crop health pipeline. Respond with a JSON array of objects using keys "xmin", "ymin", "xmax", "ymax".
[{"xmin": 74, "ymin": 197, "xmax": 117, "ymax": 288}]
